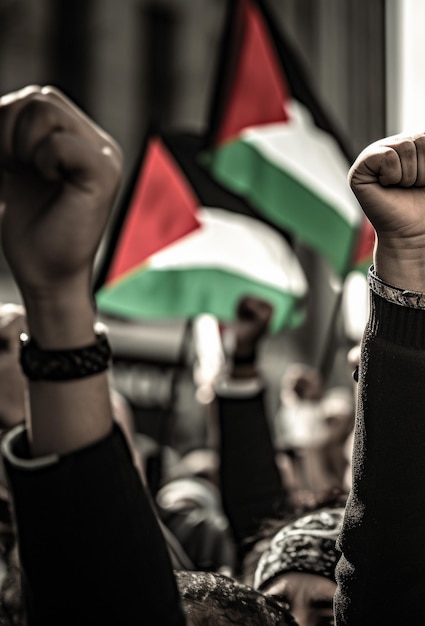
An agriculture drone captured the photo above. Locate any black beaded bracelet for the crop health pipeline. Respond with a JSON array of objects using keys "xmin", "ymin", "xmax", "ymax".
[{"xmin": 20, "ymin": 330, "xmax": 112, "ymax": 381}]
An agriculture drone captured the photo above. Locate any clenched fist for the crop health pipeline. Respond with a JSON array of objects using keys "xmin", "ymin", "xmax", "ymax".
[
  {"xmin": 0, "ymin": 85, "xmax": 122, "ymax": 302},
  {"xmin": 348, "ymin": 132, "xmax": 425, "ymax": 290}
]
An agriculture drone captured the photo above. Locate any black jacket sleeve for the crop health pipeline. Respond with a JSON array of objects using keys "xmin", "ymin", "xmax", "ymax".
[
  {"xmin": 1, "ymin": 423, "xmax": 186, "ymax": 626},
  {"xmin": 217, "ymin": 389, "xmax": 286, "ymax": 552},
  {"xmin": 335, "ymin": 291, "xmax": 425, "ymax": 625}
]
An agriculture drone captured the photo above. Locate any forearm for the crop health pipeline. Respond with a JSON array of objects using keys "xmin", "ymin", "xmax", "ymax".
[
  {"xmin": 375, "ymin": 238, "xmax": 425, "ymax": 293},
  {"xmin": 0, "ymin": 85, "xmax": 188, "ymax": 626},
  {"xmin": 2, "ymin": 424, "xmax": 186, "ymax": 626},
  {"xmin": 337, "ymin": 129, "xmax": 425, "ymax": 625},
  {"xmin": 22, "ymin": 291, "xmax": 113, "ymax": 457},
  {"xmin": 335, "ymin": 272, "xmax": 425, "ymax": 624},
  {"xmin": 216, "ymin": 388, "xmax": 285, "ymax": 549}
]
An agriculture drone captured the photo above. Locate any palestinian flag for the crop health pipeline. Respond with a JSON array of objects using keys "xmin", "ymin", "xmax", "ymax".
[
  {"xmin": 95, "ymin": 133, "xmax": 308, "ymax": 333},
  {"xmin": 203, "ymin": 0, "xmax": 374, "ymax": 278}
]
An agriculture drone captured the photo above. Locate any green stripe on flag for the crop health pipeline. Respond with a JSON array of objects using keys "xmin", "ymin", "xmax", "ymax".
[
  {"xmin": 353, "ymin": 259, "xmax": 373, "ymax": 276},
  {"xmin": 96, "ymin": 266, "xmax": 305, "ymax": 334},
  {"xmin": 205, "ymin": 139, "xmax": 357, "ymax": 277}
]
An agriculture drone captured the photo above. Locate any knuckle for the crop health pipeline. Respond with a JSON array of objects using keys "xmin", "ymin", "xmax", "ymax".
[
  {"xmin": 14, "ymin": 96, "xmax": 61, "ymax": 162},
  {"xmin": 0, "ymin": 85, "xmax": 41, "ymax": 108},
  {"xmin": 107, "ymin": 149, "xmax": 124, "ymax": 181},
  {"xmin": 415, "ymin": 135, "xmax": 425, "ymax": 151},
  {"xmin": 40, "ymin": 85, "xmax": 64, "ymax": 99},
  {"xmin": 381, "ymin": 148, "xmax": 399, "ymax": 170},
  {"xmin": 0, "ymin": 87, "xmax": 43, "ymax": 165},
  {"xmin": 396, "ymin": 137, "xmax": 415, "ymax": 150},
  {"xmin": 18, "ymin": 96, "xmax": 57, "ymax": 130}
]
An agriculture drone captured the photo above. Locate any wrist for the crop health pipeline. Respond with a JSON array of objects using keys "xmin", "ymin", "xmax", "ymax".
[
  {"xmin": 23, "ymin": 291, "xmax": 97, "ymax": 349},
  {"xmin": 20, "ymin": 330, "xmax": 111, "ymax": 381},
  {"xmin": 375, "ymin": 247, "xmax": 425, "ymax": 293},
  {"xmin": 231, "ymin": 349, "xmax": 258, "ymax": 380},
  {"xmin": 231, "ymin": 363, "xmax": 258, "ymax": 380}
]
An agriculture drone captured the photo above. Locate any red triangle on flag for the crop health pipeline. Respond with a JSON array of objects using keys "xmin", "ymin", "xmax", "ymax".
[
  {"xmin": 106, "ymin": 137, "xmax": 201, "ymax": 284},
  {"xmin": 352, "ymin": 217, "xmax": 375, "ymax": 270},
  {"xmin": 215, "ymin": 0, "xmax": 290, "ymax": 146}
]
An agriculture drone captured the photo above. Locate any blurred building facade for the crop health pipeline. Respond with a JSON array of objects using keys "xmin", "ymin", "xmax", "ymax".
[{"xmin": 0, "ymin": 0, "xmax": 386, "ymax": 172}]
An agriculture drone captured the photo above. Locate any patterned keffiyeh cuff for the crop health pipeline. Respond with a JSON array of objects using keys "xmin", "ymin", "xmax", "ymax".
[{"xmin": 368, "ymin": 266, "xmax": 425, "ymax": 310}]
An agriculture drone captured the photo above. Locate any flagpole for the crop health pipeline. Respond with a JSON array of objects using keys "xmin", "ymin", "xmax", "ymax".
[{"xmin": 316, "ymin": 277, "xmax": 344, "ymax": 386}]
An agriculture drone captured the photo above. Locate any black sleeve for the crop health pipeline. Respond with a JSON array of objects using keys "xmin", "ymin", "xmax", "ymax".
[
  {"xmin": 217, "ymin": 390, "xmax": 287, "ymax": 552},
  {"xmin": 2, "ymin": 424, "xmax": 186, "ymax": 626},
  {"xmin": 335, "ymin": 291, "xmax": 425, "ymax": 625}
]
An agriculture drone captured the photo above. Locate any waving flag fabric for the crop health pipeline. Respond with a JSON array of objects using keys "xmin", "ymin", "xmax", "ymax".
[
  {"xmin": 95, "ymin": 134, "xmax": 308, "ymax": 333},
  {"xmin": 203, "ymin": 0, "xmax": 374, "ymax": 278},
  {"xmin": 350, "ymin": 218, "xmax": 375, "ymax": 274},
  {"xmin": 104, "ymin": 137, "xmax": 201, "ymax": 284}
]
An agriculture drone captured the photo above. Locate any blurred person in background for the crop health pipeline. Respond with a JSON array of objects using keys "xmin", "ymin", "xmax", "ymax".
[
  {"xmin": 275, "ymin": 363, "xmax": 354, "ymax": 510},
  {"xmin": 252, "ymin": 506, "xmax": 344, "ymax": 626}
]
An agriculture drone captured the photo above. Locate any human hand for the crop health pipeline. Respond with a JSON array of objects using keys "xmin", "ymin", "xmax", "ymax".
[
  {"xmin": 281, "ymin": 363, "xmax": 323, "ymax": 403},
  {"xmin": 234, "ymin": 296, "xmax": 273, "ymax": 359},
  {"xmin": 226, "ymin": 296, "xmax": 273, "ymax": 379},
  {"xmin": 348, "ymin": 132, "xmax": 425, "ymax": 290},
  {"xmin": 0, "ymin": 86, "xmax": 122, "ymax": 315}
]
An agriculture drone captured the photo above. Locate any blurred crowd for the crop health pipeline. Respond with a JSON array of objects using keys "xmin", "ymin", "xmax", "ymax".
[{"xmin": 0, "ymin": 290, "xmax": 355, "ymax": 625}]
